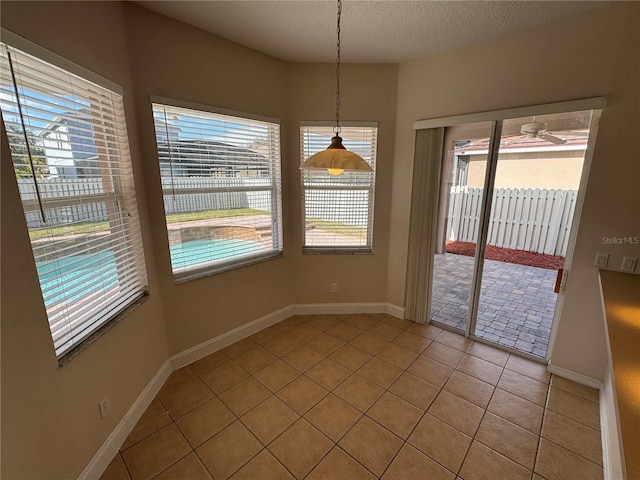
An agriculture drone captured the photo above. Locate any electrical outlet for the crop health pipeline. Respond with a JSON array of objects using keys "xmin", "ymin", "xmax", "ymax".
[
  {"xmin": 99, "ymin": 397, "xmax": 110, "ymax": 419},
  {"xmin": 620, "ymin": 256, "xmax": 637, "ymax": 273},
  {"xmin": 331, "ymin": 283, "xmax": 338, "ymax": 293},
  {"xmin": 594, "ymin": 252, "xmax": 609, "ymax": 268}
]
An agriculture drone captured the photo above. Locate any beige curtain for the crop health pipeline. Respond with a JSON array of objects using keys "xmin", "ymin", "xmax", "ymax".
[{"xmin": 404, "ymin": 127, "xmax": 445, "ymax": 323}]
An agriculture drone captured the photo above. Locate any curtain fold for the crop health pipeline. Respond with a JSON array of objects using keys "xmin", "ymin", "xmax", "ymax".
[{"xmin": 404, "ymin": 127, "xmax": 444, "ymax": 323}]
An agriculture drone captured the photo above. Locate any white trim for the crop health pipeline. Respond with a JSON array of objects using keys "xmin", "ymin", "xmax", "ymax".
[
  {"xmin": 600, "ymin": 367, "xmax": 628, "ymax": 480},
  {"xmin": 170, "ymin": 306, "xmax": 294, "ymax": 370},
  {"xmin": 1, "ymin": 29, "xmax": 123, "ymax": 95},
  {"xmin": 173, "ymin": 252, "xmax": 284, "ymax": 285},
  {"xmin": 385, "ymin": 303, "xmax": 405, "ymax": 319},
  {"xmin": 465, "ymin": 145, "xmax": 586, "ymax": 156},
  {"xmin": 171, "ymin": 302, "xmax": 405, "ymax": 369},
  {"xmin": 546, "ymin": 363, "xmax": 603, "ymax": 390},
  {"xmin": 299, "ymin": 120, "xmax": 379, "ymax": 128},
  {"xmin": 78, "ymin": 360, "xmax": 172, "ymax": 480},
  {"xmin": 413, "ymin": 97, "xmax": 605, "ymax": 130},
  {"xmin": 81, "ymin": 301, "xmax": 406, "ymax": 479},
  {"xmin": 292, "ymin": 302, "xmax": 389, "ymax": 316},
  {"xmin": 546, "ymin": 109, "xmax": 602, "ymax": 361},
  {"xmin": 150, "ymin": 95, "xmax": 280, "ymax": 125}
]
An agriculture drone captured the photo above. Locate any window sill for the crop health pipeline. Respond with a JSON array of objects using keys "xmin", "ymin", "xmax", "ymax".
[
  {"xmin": 58, "ymin": 292, "xmax": 150, "ymax": 366},
  {"xmin": 302, "ymin": 247, "xmax": 372, "ymax": 255},
  {"xmin": 172, "ymin": 251, "xmax": 284, "ymax": 285}
]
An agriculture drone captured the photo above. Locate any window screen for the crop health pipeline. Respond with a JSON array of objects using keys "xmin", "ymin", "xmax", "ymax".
[
  {"xmin": 152, "ymin": 100, "xmax": 283, "ymax": 281},
  {"xmin": 0, "ymin": 40, "xmax": 148, "ymax": 359},
  {"xmin": 300, "ymin": 124, "xmax": 377, "ymax": 253}
]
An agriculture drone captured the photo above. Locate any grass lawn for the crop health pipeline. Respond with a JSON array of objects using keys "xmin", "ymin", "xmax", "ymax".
[
  {"xmin": 306, "ymin": 218, "xmax": 366, "ymax": 237},
  {"xmin": 28, "ymin": 209, "xmax": 364, "ymax": 240},
  {"xmin": 29, "ymin": 208, "xmax": 269, "ymax": 240}
]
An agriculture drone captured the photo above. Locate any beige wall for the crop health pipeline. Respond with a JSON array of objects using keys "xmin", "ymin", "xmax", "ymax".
[
  {"xmin": 388, "ymin": 3, "xmax": 640, "ymax": 380},
  {"xmin": 285, "ymin": 63, "xmax": 398, "ymax": 304},
  {"xmin": 1, "ymin": 2, "xmax": 170, "ymax": 479},
  {"xmin": 3, "ymin": 1, "xmax": 639, "ymax": 478},
  {"xmin": 1, "ymin": 3, "xmax": 397, "ymax": 479},
  {"xmin": 121, "ymin": 4, "xmax": 296, "ymax": 355}
]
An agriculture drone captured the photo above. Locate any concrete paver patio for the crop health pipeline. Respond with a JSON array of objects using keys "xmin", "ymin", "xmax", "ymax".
[{"xmin": 431, "ymin": 253, "xmax": 557, "ymax": 359}]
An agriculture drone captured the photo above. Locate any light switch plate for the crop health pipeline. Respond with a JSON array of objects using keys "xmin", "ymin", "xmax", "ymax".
[
  {"xmin": 620, "ymin": 256, "xmax": 637, "ymax": 273},
  {"xmin": 594, "ymin": 252, "xmax": 609, "ymax": 268}
]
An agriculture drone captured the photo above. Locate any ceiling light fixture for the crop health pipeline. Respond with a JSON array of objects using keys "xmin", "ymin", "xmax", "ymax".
[{"xmin": 300, "ymin": 0, "xmax": 373, "ymax": 176}]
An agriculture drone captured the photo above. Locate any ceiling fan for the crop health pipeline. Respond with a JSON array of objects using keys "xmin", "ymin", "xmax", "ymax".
[
  {"xmin": 504, "ymin": 122, "xmax": 567, "ymax": 145},
  {"xmin": 521, "ymin": 122, "xmax": 567, "ymax": 144}
]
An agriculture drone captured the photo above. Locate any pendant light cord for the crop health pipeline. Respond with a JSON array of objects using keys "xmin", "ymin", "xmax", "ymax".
[{"xmin": 334, "ymin": 0, "xmax": 342, "ymax": 136}]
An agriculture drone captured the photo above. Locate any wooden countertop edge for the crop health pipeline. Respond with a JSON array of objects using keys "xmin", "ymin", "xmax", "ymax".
[{"xmin": 599, "ymin": 269, "xmax": 640, "ymax": 480}]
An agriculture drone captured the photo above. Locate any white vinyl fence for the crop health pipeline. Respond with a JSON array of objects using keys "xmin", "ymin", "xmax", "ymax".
[
  {"xmin": 304, "ymin": 189, "xmax": 370, "ymax": 226},
  {"xmin": 18, "ymin": 178, "xmax": 108, "ymax": 228},
  {"xmin": 18, "ymin": 177, "xmax": 274, "ymax": 227},
  {"xmin": 446, "ymin": 186, "xmax": 577, "ymax": 256}
]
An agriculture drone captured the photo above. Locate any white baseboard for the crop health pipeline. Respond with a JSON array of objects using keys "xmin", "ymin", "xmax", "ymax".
[
  {"xmin": 600, "ymin": 367, "xmax": 627, "ymax": 480},
  {"xmin": 546, "ymin": 363, "xmax": 603, "ymax": 390},
  {"xmin": 385, "ymin": 303, "xmax": 405, "ymax": 319},
  {"xmin": 170, "ymin": 305, "xmax": 294, "ymax": 370},
  {"xmin": 78, "ymin": 359, "xmax": 172, "ymax": 480},
  {"xmin": 292, "ymin": 302, "xmax": 388, "ymax": 316},
  {"xmin": 292, "ymin": 302, "xmax": 404, "ymax": 318},
  {"xmin": 82, "ymin": 301, "xmax": 406, "ymax": 479},
  {"xmin": 171, "ymin": 303, "xmax": 404, "ymax": 370}
]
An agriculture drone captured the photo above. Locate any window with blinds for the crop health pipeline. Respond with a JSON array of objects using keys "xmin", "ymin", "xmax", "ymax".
[
  {"xmin": 0, "ymin": 38, "xmax": 148, "ymax": 359},
  {"xmin": 151, "ymin": 100, "xmax": 283, "ymax": 281},
  {"xmin": 300, "ymin": 123, "xmax": 377, "ymax": 253}
]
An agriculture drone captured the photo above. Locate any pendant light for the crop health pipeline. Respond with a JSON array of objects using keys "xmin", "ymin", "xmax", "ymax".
[{"xmin": 300, "ymin": 0, "xmax": 373, "ymax": 176}]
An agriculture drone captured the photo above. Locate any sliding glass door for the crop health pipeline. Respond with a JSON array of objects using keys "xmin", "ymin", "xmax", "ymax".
[
  {"xmin": 430, "ymin": 122, "xmax": 493, "ymax": 333},
  {"xmin": 427, "ymin": 107, "xmax": 598, "ymax": 360}
]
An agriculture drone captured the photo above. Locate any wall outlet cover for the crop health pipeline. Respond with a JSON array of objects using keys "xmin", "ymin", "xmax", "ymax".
[
  {"xmin": 620, "ymin": 256, "xmax": 637, "ymax": 273},
  {"xmin": 99, "ymin": 397, "xmax": 110, "ymax": 419},
  {"xmin": 594, "ymin": 252, "xmax": 609, "ymax": 268}
]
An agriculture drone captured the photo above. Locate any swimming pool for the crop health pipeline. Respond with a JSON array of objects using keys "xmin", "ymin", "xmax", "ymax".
[
  {"xmin": 169, "ymin": 238, "xmax": 264, "ymax": 270},
  {"xmin": 37, "ymin": 238, "xmax": 265, "ymax": 307}
]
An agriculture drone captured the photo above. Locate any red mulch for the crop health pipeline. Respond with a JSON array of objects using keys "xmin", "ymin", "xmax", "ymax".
[{"xmin": 445, "ymin": 241, "xmax": 564, "ymax": 270}]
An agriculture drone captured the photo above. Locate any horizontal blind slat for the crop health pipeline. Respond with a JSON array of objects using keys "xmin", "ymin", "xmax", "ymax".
[
  {"xmin": 1, "ymin": 41, "xmax": 148, "ymax": 358},
  {"xmin": 300, "ymin": 125, "xmax": 377, "ymax": 250},
  {"xmin": 152, "ymin": 101, "xmax": 283, "ymax": 277}
]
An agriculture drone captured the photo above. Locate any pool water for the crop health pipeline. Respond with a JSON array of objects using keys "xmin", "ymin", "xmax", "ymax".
[
  {"xmin": 38, "ymin": 251, "xmax": 119, "ymax": 307},
  {"xmin": 169, "ymin": 238, "xmax": 263, "ymax": 270},
  {"xmin": 37, "ymin": 238, "xmax": 264, "ymax": 307}
]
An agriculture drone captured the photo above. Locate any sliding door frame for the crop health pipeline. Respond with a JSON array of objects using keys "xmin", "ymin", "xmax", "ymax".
[
  {"xmin": 466, "ymin": 120, "xmax": 502, "ymax": 337},
  {"xmin": 408, "ymin": 97, "xmax": 604, "ymax": 361}
]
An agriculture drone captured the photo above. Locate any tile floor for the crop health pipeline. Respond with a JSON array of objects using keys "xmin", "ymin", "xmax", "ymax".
[{"xmin": 100, "ymin": 314, "xmax": 603, "ymax": 480}]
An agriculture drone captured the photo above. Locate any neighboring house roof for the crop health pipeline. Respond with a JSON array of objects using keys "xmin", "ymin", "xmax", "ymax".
[
  {"xmin": 456, "ymin": 132, "xmax": 588, "ymax": 155},
  {"xmin": 154, "ymin": 117, "xmax": 181, "ymax": 142},
  {"xmin": 157, "ymin": 139, "xmax": 269, "ymax": 173}
]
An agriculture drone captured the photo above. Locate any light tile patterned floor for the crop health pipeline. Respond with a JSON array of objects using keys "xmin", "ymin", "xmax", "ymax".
[
  {"xmin": 431, "ymin": 253, "xmax": 557, "ymax": 358},
  {"xmin": 100, "ymin": 314, "xmax": 603, "ymax": 480}
]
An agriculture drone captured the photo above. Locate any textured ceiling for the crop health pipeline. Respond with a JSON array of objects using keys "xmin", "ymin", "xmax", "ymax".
[{"xmin": 136, "ymin": 1, "xmax": 602, "ymax": 63}]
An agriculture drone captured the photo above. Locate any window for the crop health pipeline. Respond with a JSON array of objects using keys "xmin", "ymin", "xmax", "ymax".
[
  {"xmin": 0, "ymin": 37, "xmax": 148, "ymax": 359},
  {"xmin": 300, "ymin": 123, "xmax": 377, "ymax": 253},
  {"xmin": 151, "ymin": 99, "xmax": 283, "ymax": 281}
]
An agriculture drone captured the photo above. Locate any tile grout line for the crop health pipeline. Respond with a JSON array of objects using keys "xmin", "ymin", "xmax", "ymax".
[
  {"xmin": 114, "ymin": 314, "xmax": 602, "ymax": 480},
  {"xmin": 458, "ymin": 353, "xmax": 550, "ymax": 477},
  {"xmin": 296, "ymin": 314, "xmax": 423, "ymax": 478}
]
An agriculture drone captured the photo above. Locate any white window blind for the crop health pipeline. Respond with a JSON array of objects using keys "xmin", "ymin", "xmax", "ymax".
[
  {"xmin": 0, "ymin": 41, "xmax": 148, "ymax": 359},
  {"xmin": 151, "ymin": 100, "xmax": 283, "ymax": 281},
  {"xmin": 300, "ymin": 124, "xmax": 377, "ymax": 253}
]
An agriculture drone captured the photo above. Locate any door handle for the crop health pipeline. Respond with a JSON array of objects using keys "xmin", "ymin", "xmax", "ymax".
[{"xmin": 554, "ymin": 268, "xmax": 567, "ymax": 293}]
